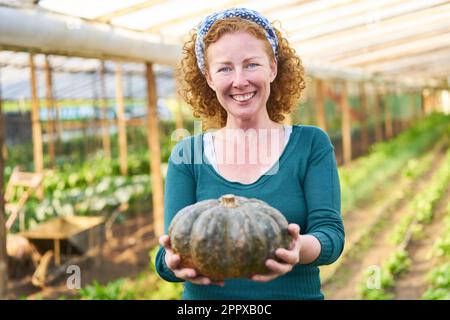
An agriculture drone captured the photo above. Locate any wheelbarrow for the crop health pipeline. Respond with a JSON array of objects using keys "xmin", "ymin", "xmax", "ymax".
[{"xmin": 18, "ymin": 216, "xmax": 105, "ymax": 288}]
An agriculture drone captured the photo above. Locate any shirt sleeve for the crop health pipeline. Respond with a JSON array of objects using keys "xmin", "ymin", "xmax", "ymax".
[
  {"xmin": 155, "ymin": 138, "xmax": 198, "ymax": 282},
  {"xmin": 303, "ymin": 128, "xmax": 345, "ymax": 266}
]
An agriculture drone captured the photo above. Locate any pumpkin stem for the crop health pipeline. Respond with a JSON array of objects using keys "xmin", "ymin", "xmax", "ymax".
[{"xmin": 220, "ymin": 194, "xmax": 238, "ymax": 208}]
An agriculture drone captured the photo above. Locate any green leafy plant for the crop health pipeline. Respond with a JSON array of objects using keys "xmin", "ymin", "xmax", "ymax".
[
  {"xmin": 385, "ymin": 249, "xmax": 412, "ymax": 276},
  {"xmin": 422, "ymin": 265, "xmax": 450, "ymax": 300},
  {"xmin": 340, "ymin": 113, "xmax": 450, "ymax": 215},
  {"xmin": 79, "ymin": 279, "xmax": 135, "ymax": 300}
]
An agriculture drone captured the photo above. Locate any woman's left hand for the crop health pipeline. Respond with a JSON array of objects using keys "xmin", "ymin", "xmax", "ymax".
[{"xmin": 250, "ymin": 223, "xmax": 302, "ymax": 282}]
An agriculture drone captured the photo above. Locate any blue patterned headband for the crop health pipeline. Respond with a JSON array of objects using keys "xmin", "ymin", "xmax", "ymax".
[{"xmin": 194, "ymin": 7, "xmax": 279, "ymax": 75}]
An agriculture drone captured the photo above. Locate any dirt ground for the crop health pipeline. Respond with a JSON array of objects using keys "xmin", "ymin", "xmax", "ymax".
[
  {"xmin": 7, "ymin": 213, "xmax": 157, "ymax": 300},
  {"xmin": 322, "ymin": 138, "xmax": 450, "ymax": 299}
]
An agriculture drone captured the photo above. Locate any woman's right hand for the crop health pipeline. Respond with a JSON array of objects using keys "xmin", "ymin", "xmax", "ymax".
[{"xmin": 159, "ymin": 235, "xmax": 224, "ymax": 286}]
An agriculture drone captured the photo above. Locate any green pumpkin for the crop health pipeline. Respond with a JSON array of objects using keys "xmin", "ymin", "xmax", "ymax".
[{"xmin": 168, "ymin": 194, "xmax": 292, "ymax": 280}]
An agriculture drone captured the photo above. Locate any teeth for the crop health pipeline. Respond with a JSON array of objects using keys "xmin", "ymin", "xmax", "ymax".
[{"xmin": 231, "ymin": 92, "xmax": 255, "ymax": 102}]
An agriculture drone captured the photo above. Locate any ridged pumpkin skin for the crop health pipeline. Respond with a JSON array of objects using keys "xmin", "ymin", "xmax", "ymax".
[{"xmin": 168, "ymin": 194, "xmax": 292, "ymax": 281}]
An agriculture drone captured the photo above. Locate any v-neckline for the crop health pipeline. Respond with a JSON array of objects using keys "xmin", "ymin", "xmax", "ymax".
[{"xmin": 202, "ymin": 125, "xmax": 296, "ymax": 188}]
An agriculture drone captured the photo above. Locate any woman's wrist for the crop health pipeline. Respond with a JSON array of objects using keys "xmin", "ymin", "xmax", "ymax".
[{"xmin": 298, "ymin": 234, "xmax": 321, "ymax": 265}]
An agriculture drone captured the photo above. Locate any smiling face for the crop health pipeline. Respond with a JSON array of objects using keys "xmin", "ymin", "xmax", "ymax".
[{"xmin": 205, "ymin": 31, "xmax": 277, "ymax": 124}]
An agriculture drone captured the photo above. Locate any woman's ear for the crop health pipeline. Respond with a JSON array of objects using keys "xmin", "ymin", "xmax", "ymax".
[
  {"xmin": 205, "ymin": 69, "xmax": 216, "ymax": 91},
  {"xmin": 270, "ymin": 58, "xmax": 278, "ymax": 83}
]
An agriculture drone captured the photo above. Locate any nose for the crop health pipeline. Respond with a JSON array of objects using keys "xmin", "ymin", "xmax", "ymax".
[{"xmin": 232, "ymin": 69, "xmax": 249, "ymax": 88}]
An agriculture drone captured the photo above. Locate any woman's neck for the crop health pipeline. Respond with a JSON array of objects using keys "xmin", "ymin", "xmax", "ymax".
[
  {"xmin": 213, "ymin": 112, "xmax": 285, "ymax": 148},
  {"xmin": 212, "ymin": 112, "xmax": 286, "ymax": 170},
  {"xmin": 223, "ymin": 111, "xmax": 283, "ymax": 132}
]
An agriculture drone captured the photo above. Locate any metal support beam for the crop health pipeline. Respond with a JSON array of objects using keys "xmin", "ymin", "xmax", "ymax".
[{"xmin": 0, "ymin": 6, "xmax": 181, "ymax": 66}]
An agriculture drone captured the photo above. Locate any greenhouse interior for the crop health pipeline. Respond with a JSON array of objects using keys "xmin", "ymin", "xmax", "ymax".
[{"xmin": 0, "ymin": 0, "xmax": 449, "ymax": 300}]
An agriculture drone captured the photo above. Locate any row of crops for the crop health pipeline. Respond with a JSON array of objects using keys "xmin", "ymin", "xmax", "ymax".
[
  {"xmin": 321, "ymin": 112, "xmax": 450, "ymax": 300},
  {"xmin": 5, "ymin": 119, "xmax": 179, "ymax": 171},
  {"xmin": 359, "ymin": 145, "xmax": 450, "ymax": 299},
  {"xmin": 339, "ymin": 112, "xmax": 450, "ymax": 214},
  {"xmin": 4, "ymin": 120, "xmax": 183, "ymax": 232},
  {"xmin": 423, "ymin": 205, "xmax": 450, "ymax": 299}
]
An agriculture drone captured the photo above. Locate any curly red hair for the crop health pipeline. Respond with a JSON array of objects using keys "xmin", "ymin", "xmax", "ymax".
[{"xmin": 177, "ymin": 17, "xmax": 305, "ymax": 129}]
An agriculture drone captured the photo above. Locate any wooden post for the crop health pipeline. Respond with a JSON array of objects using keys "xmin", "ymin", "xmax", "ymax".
[
  {"xmin": 175, "ymin": 99, "xmax": 184, "ymax": 130},
  {"xmin": 126, "ymin": 73, "xmax": 137, "ymax": 148},
  {"xmin": 146, "ymin": 63, "xmax": 164, "ymax": 237},
  {"xmin": 434, "ymin": 92, "xmax": 440, "ymax": 112},
  {"xmin": 394, "ymin": 92, "xmax": 399, "ymax": 133},
  {"xmin": 359, "ymin": 82, "xmax": 369, "ymax": 153},
  {"xmin": 409, "ymin": 93, "xmax": 417, "ymax": 124},
  {"xmin": 2, "ymin": 144, "xmax": 6, "ymax": 162},
  {"xmin": 1, "ymin": 72, "xmax": 6, "ymax": 162},
  {"xmin": 384, "ymin": 90, "xmax": 393, "ymax": 140},
  {"xmin": 173, "ymin": 76, "xmax": 185, "ymax": 131},
  {"xmin": 54, "ymin": 239, "xmax": 61, "ymax": 266},
  {"xmin": 44, "ymin": 56, "xmax": 56, "ymax": 168},
  {"xmin": 0, "ymin": 69, "xmax": 8, "ymax": 300},
  {"xmin": 54, "ymin": 99, "xmax": 62, "ymax": 157},
  {"xmin": 82, "ymin": 122, "xmax": 88, "ymax": 159},
  {"xmin": 90, "ymin": 72, "xmax": 99, "ymax": 155},
  {"xmin": 374, "ymin": 87, "xmax": 384, "ymax": 142},
  {"xmin": 315, "ymin": 78, "xmax": 327, "ymax": 132},
  {"xmin": 423, "ymin": 89, "xmax": 435, "ymax": 114},
  {"xmin": 340, "ymin": 80, "xmax": 352, "ymax": 164},
  {"xmin": 421, "ymin": 90, "xmax": 427, "ymax": 115},
  {"xmin": 401, "ymin": 92, "xmax": 409, "ymax": 132},
  {"xmin": 115, "ymin": 63, "xmax": 128, "ymax": 176},
  {"xmin": 415, "ymin": 91, "xmax": 421, "ymax": 119},
  {"xmin": 172, "ymin": 95, "xmax": 186, "ymax": 141},
  {"xmin": 306, "ymin": 86, "xmax": 314, "ymax": 124},
  {"xmin": 409, "ymin": 93, "xmax": 415, "ymax": 126},
  {"xmin": 29, "ymin": 53, "xmax": 44, "ymax": 198},
  {"xmin": 429, "ymin": 92, "xmax": 435, "ymax": 113},
  {"xmin": 99, "ymin": 62, "xmax": 111, "ymax": 159}
]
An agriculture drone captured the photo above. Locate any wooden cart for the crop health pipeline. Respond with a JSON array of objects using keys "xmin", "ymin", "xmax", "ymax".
[{"xmin": 18, "ymin": 216, "xmax": 105, "ymax": 288}]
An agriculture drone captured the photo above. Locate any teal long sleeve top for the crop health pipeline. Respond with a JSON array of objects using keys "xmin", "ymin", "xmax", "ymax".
[{"xmin": 155, "ymin": 125, "xmax": 345, "ymax": 300}]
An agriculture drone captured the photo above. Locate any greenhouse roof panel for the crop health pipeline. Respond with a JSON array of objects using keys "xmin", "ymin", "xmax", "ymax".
[
  {"xmin": 1, "ymin": 0, "xmax": 450, "ymax": 86},
  {"xmin": 39, "ymin": 0, "xmax": 148, "ymax": 20}
]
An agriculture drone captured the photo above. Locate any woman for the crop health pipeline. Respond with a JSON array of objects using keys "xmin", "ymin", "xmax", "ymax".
[{"xmin": 156, "ymin": 8, "xmax": 345, "ymax": 300}]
